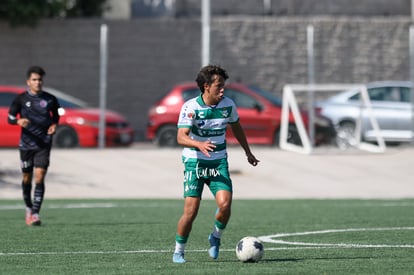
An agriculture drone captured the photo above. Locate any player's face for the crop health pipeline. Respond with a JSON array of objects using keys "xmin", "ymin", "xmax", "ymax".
[
  {"xmin": 26, "ymin": 73, "xmax": 43, "ymax": 94},
  {"xmin": 204, "ymin": 75, "xmax": 225, "ymax": 105}
]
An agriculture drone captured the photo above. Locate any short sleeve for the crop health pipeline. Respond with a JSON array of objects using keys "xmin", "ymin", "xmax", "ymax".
[
  {"xmin": 228, "ymin": 99, "xmax": 239, "ymax": 124},
  {"xmin": 177, "ymin": 101, "xmax": 195, "ymax": 128}
]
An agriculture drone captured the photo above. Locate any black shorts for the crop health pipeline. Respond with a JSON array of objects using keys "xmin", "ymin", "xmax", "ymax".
[{"xmin": 20, "ymin": 147, "xmax": 51, "ymax": 172}]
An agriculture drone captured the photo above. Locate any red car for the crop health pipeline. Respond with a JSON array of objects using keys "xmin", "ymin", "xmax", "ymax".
[
  {"xmin": 146, "ymin": 82, "xmax": 335, "ymax": 147},
  {"xmin": 0, "ymin": 85, "xmax": 134, "ymax": 148}
]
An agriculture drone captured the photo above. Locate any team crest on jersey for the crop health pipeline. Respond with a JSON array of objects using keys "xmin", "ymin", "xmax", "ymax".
[
  {"xmin": 40, "ymin": 100, "xmax": 47, "ymax": 108},
  {"xmin": 25, "ymin": 101, "xmax": 31, "ymax": 107}
]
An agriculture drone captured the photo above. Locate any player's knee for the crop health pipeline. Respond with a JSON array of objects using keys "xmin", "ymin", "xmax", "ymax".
[
  {"xmin": 34, "ymin": 168, "xmax": 47, "ymax": 182},
  {"xmin": 182, "ymin": 212, "xmax": 197, "ymax": 224},
  {"xmin": 184, "ymin": 208, "xmax": 199, "ymax": 221},
  {"xmin": 218, "ymin": 204, "xmax": 231, "ymax": 218},
  {"xmin": 22, "ymin": 173, "xmax": 32, "ymax": 183},
  {"xmin": 220, "ymin": 199, "xmax": 232, "ymax": 211}
]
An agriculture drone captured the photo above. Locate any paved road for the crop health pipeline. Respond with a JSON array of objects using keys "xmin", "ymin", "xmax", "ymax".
[{"xmin": 1, "ymin": 144, "xmax": 413, "ymax": 199}]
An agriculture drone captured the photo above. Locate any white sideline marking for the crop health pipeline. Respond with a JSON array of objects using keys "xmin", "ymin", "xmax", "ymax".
[
  {"xmin": 1, "ymin": 201, "xmax": 413, "ymax": 211},
  {"xmin": 1, "ymin": 227, "xmax": 414, "ymax": 257},
  {"xmin": 1, "ymin": 199, "xmax": 414, "ymax": 211},
  {"xmin": 1, "ymin": 244, "xmax": 412, "ymax": 257},
  {"xmin": 259, "ymin": 227, "xmax": 414, "ymax": 248},
  {"xmin": 0, "ymin": 202, "xmax": 175, "ymax": 210}
]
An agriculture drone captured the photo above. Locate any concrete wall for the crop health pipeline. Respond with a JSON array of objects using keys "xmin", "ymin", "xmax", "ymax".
[
  {"xmin": 0, "ymin": 16, "xmax": 411, "ymax": 140},
  {"xmin": 175, "ymin": 0, "xmax": 411, "ymax": 16}
]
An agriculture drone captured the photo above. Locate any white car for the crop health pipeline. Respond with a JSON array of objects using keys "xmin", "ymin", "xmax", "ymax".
[{"xmin": 315, "ymin": 81, "xmax": 413, "ymax": 149}]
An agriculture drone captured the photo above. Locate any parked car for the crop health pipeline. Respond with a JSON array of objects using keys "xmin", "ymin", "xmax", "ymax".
[
  {"xmin": 0, "ymin": 85, "xmax": 134, "ymax": 148},
  {"xmin": 315, "ymin": 81, "xmax": 412, "ymax": 149},
  {"xmin": 146, "ymin": 82, "xmax": 335, "ymax": 147}
]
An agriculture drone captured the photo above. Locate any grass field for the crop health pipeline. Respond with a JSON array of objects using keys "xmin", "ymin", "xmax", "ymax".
[{"xmin": 1, "ymin": 199, "xmax": 413, "ymax": 274}]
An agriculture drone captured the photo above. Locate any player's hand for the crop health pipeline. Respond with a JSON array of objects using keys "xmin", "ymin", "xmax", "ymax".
[
  {"xmin": 48, "ymin": 124, "xmax": 57, "ymax": 135},
  {"xmin": 246, "ymin": 152, "xmax": 259, "ymax": 166},
  {"xmin": 199, "ymin": 140, "xmax": 216, "ymax": 157},
  {"xmin": 18, "ymin": 118, "xmax": 30, "ymax": 128}
]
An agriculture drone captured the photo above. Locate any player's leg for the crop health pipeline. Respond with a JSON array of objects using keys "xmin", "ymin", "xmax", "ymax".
[
  {"xmin": 173, "ymin": 196, "xmax": 201, "ymax": 263},
  {"xmin": 20, "ymin": 150, "xmax": 34, "ymax": 225},
  {"xmin": 207, "ymin": 159, "xmax": 233, "ymax": 259},
  {"xmin": 22, "ymin": 172, "xmax": 33, "ymax": 225},
  {"xmin": 176, "ymin": 196, "xmax": 201, "ymax": 236},
  {"xmin": 30, "ymin": 167, "xmax": 47, "ymax": 225},
  {"xmin": 30, "ymin": 148, "xmax": 51, "ymax": 226},
  {"xmin": 173, "ymin": 161, "xmax": 204, "ymax": 263},
  {"xmin": 208, "ymin": 190, "xmax": 232, "ymax": 259},
  {"xmin": 213, "ymin": 189, "xmax": 232, "ymax": 234}
]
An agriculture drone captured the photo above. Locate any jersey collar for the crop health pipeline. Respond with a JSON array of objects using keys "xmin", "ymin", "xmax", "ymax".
[
  {"xmin": 27, "ymin": 89, "xmax": 43, "ymax": 97},
  {"xmin": 196, "ymin": 94, "xmax": 220, "ymax": 108},
  {"xmin": 196, "ymin": 94, "xmax": 205, "ymax": 106}
]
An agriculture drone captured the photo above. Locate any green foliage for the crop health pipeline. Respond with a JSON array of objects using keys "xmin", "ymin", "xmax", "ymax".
[
  {"xmin": 0, "ymin": 0, "xmax": 108, "ymax": 27},
  {"xmin": 0, "ymin": 199, "xmax": 413, "ymax": 274}
]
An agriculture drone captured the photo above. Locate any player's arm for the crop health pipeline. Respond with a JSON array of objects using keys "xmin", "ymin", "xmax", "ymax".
[
  {"xmin": 8, "ymin": 95, "xmax": 30, "ymax": 128},
  {"xmin": 177, "ymin": 127, "xmax": 216, "ymax": 157},
  {"xmin": 48, "ymin": 96, "xmax": 60, "ymax": 135},
  {"xmin": 230, "ymin": 121, "xmax": 259, "ymax": 166}
]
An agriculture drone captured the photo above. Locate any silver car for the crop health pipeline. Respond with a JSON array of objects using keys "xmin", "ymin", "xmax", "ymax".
[{"xmin": 315, "ymin": 81, "xmax": 413, "ymax": 149}]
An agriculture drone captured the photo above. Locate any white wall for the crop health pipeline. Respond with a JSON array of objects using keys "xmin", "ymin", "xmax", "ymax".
[{"xmin": 104, "ymin": 0, "xmax": 131, "ymax": 19}]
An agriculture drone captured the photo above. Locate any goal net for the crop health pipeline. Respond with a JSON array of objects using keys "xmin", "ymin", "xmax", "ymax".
[{"xmin": 280, "ymin": 84, "xmax": 386, "ymax": 154}]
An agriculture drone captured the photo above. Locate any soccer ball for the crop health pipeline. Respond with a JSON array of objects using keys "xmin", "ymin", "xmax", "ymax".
[{"xmin": 235, "ymin": 236, "xmax": 264, "ymax": 262}]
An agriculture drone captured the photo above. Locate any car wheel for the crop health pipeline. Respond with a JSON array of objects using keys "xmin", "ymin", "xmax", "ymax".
[
  {"xmin": 54, "ymin": 126, "xmax": 79, "ymax": 148},
  {"xmin": 274, "ymin": 124, "xmax": 302, "ymax": 146},
  {"xmin": 336, "ymin": 121, "xmax": 357, "ymax": 149},
  {"xmin": 156, "ymin": 125, "xmax": 178, "ymax": 147}
]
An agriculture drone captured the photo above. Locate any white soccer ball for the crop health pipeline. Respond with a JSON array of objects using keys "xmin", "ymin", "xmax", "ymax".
[{"xmin": 235, "ymin": 236, "xmax": 264, "ymax": 262}]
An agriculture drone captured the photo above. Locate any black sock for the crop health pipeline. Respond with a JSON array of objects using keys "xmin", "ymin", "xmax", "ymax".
[
  {"xmin": 22, "ymin": 182, "xmax": 33, "ymax": 209},
  {"xmin": 32, "ymin": 182, "xmax": 45, "ymax": 214}
]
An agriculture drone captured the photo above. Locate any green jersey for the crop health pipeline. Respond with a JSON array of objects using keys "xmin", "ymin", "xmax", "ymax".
[{"xmin": 177, "ymin": 95, "xmax": 239, "ymax": 162}]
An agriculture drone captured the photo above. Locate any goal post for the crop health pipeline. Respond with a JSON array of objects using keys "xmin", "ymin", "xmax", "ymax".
[{"xmin": 280, "ymin": 84, "xmax": 386, "ymax": 154}]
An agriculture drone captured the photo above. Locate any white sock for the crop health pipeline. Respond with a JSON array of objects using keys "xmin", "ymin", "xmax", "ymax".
[
  {"xmin": 212, "ymin": 224, "xmax": 223, "ymax": 239},
  {"xmin": 174, "ymin": 242, "xmax": 185, "ymax": 254}
]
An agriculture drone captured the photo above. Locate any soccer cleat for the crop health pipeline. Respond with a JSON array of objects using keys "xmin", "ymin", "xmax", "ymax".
[
  {"xmin": 25, "ymin": 208, "xmax": 32, "ymax": 226},
  {"xmin": 172, "ymin": 252, "xmax": 186, "ymax": 263},
  {"xmin": 30, "ymin": 213, "xmax": 41, "ymax": 226},
  {"xmin": 208, "ymin": 233, "xmax": 221, "ymax": 259}
]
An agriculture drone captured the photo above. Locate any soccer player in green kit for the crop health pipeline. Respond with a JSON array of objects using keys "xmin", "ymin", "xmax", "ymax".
[{"xmin": 172, "ymin": 65, "xmax": 259, "ymax": 263}]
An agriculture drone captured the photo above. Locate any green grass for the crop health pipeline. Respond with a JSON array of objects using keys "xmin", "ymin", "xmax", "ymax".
[{"xmin": 0, "ymin": 199, "xmax": 413, "ymax": 274}]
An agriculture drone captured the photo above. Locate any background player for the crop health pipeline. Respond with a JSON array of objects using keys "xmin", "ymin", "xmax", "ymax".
[{"xmin": 8, "ymin": 65, "xmax": 60, "ymax": 226}]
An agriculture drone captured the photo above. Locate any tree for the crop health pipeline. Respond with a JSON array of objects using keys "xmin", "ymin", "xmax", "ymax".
[{"xmin": 0, "ymin": 0, "xmax": 109, "ymax": 27}]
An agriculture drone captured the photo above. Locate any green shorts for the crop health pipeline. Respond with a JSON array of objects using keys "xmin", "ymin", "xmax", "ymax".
[{"xmin": 182, "ymin": 158, "xmax": 232, "ymax": 197}]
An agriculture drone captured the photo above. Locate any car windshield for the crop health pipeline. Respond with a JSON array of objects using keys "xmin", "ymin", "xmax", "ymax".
[
  {"xmin": 44, "ymin": 87, "xmax": 89, "ymax": 108},
  {"xmin": 58, "ymin": 98, "xmax": 83, "ymax": 108},
  {"xmin": 248, "ymin": 85, "xmax": 283, "ymax": 106},
  {"xmin": 349, "ymin": 86, "xmax": 412, "ymax": 103},
  {"xmin": 182, "ymin": 88, "xmax": 200, "ymax": 102}
]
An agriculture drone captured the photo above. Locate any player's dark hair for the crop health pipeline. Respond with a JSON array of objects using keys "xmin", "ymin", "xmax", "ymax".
[
  {"xmin": 27, "ymin": 66, "xmax": 46, "ymax": 79},
  {"xmin": 196, "ymin": 65, "xmax": 229, "ymax": 93}
]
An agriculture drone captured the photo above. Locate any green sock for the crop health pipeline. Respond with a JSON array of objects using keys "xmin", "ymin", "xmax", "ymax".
[{"xmin": 174, "ymin": 234, "xmax": 188, "ymax": 253}]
